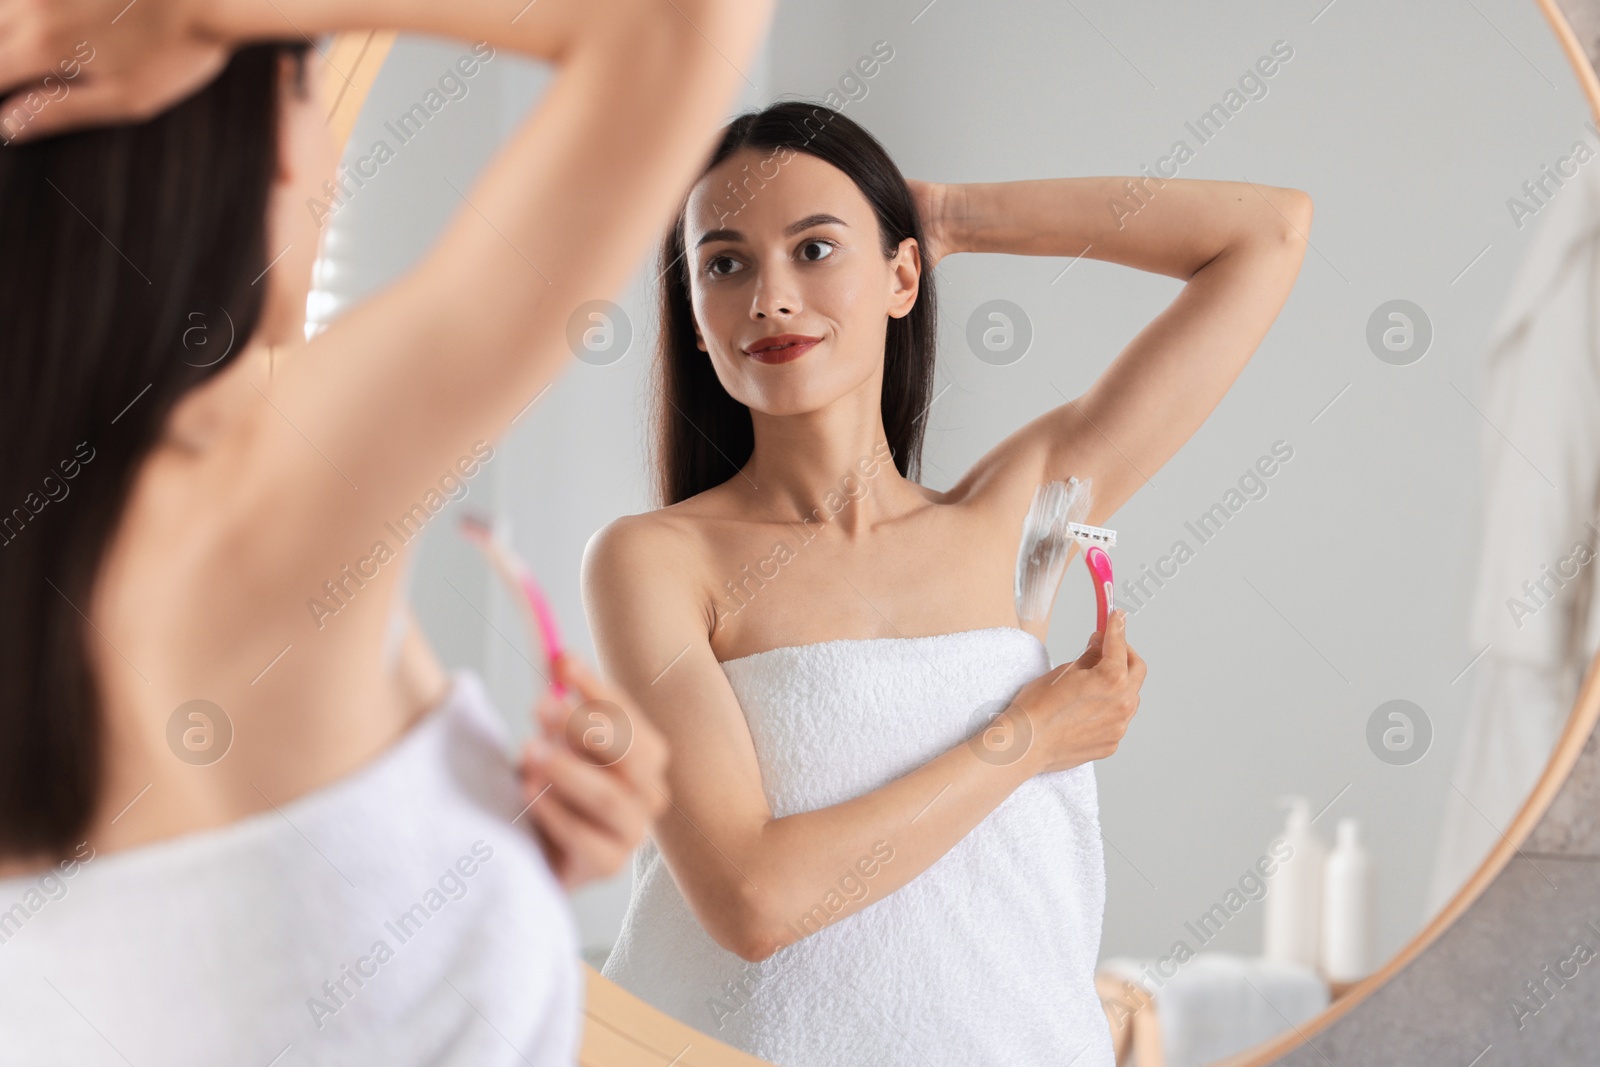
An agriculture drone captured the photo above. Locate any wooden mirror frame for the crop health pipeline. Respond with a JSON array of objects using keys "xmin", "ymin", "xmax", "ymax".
[
  {"xmin": 320, "ymin": 30, "xmax": 397, "ymax": 147},
  {"xmin": 323, "ymin": 6, "xmax": 1600, "ymax": 1060}
]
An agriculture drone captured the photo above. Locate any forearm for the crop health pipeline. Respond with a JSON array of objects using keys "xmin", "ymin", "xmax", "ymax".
[
  {"xmin": 735, "ymin": 727, "xmax": 1037, "ymax": 959},
  {"xmin": 246, "ymin": 0, "xmax": 769, "ymax": 544},
  {"xmin": 411, "ymin": 15, "xmax": 751, "ymax": 358},
  {"xmin": 949, "ymin": 176, "xmax": 1309, "ymax": 280},
  {"xmin": 368, "ymin": 5, "xmax": 764, "ymax": 427},
  {"xmin": 204, "ymin": 0, "xmax": 733, "ymax": 61}
]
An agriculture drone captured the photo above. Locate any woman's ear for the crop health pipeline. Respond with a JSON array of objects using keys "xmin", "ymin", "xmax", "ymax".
[
  {"xmin": 258, "ymin": 48, "xmax": 339, "ymax": 345},
  {"xmin": 272, "ymin": 48, "xmax": 330, "ymax": 186},
  {"xmin": 275, "ymin": 52, "xmax": 304, "ymax": 183},
  {"xmin": 887, "ymin": 237, "xmax": 921, "ymax": 320}
]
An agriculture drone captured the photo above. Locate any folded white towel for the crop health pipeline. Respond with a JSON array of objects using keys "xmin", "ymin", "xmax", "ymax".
[
  {"xmin": 0, "ymin": 669, "xmax": 581, "ymax": 1066},
  {"xmin": 1099, "ymin": 952, "xmax": 1328, "ymax": 1067}
]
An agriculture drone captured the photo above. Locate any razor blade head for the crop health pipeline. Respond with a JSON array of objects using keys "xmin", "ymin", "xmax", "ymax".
[{"xmin": 1067, "ymin": 521, "xmax": 1116, "ymax": 547}]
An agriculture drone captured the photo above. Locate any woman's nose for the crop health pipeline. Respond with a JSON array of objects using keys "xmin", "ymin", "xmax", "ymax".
[{"xmin": 751, "ymin": 267, "xmax": 800, "ymax": 319}]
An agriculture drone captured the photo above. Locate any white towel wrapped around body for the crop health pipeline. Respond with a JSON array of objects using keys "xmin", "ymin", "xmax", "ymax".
[
  {"xmin": 0, "ymin": 669, "xmax": 582, "ymax": 1067},
  {"xmin": 603, "ymin": 626, "xmax": 1115, "ymax": 1067}
]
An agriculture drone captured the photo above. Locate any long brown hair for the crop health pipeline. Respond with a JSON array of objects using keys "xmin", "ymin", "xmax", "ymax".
[
  {"xmin": 650, "ymin": 101, "xmax": 938, "ymax": 507},
  {"xmin": 0, "ymin": 43, "xmax": 308, "ymax": 861}
]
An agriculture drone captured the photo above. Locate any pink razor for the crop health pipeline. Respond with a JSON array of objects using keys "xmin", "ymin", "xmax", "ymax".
[
  {"xmin": 459, "ymin": 513, "xmax": 567, "ymax": 698},
  {"xmin": 1016, "ymin": 478, "xmax": 1117, "ymax": 632},
  {"xmin": 1081, "ymin": 540, "xmax": 1115, "ymax": 633}
]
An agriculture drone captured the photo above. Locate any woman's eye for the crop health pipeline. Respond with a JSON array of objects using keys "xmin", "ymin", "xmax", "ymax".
[
  {"xmin": 707, "ymin": 255, "xmax": 740, "ymax": 277},
  {"xmin": 800, "ymin": 239, "xmax": 834, "ymax": 262}
]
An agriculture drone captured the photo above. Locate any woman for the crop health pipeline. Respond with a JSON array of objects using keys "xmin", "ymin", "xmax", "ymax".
[
  {"xmin": 0, "ymin": 0, "xmax": 772, "ymax": 1062},
  {"xmin": 586, "ymin": 103, "xmax": 1310, "ymax": 1065}
]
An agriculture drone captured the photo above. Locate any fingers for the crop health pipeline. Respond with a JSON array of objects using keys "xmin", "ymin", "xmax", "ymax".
[
  {"xmin": 1043, "ymin": 656, "xmax": 1081, "ymax": 687},
  {"xmin": 544, "ymin": 746, "xmax": 647, "ymax": 844},
  {"xmin": 529, "ymin": 792, "xmax": 631, "ymax": 890},
  {"xmin": 0, "ymin": 79, "xmax": 115, "ymax": 142},
  {"xmin": 551, "ymin": 650, "xmax": 615, "ymax": 703},
  {"xmin": 521, "ymin": 741, "xmax": 650, "ymax": 886},
  {"xmin": 0, "ymin": 57, "xmax": 62, "ymax": 103},
  {"xmin": 548, "ymin": 651, "xmax": 670, "ymax": 794},
  {"xmin": 0, "ymin": 0, "xmax": 236, "ymax": 137},
  {"xmin": 0, "ymin": 8, "xmax": 70, "ymax": 91},
  {"xmin": 1043, "ymin": 628, "xmax": 1105, "ymax": 688},
  {"xmin": 531, "ymin": 687, "xmax": 570, "ymax": 750},
  {"xmin": 524, "ymin": 734, "xmax": 668, "ymax": 842},
  {"xmin": 0, "ymin": 48, "xmax": 228, "ymax": 143},
  {"xmin": 1125, "ymin": 642, "xmax": 1148, "ymax": 686},
  {"xmin": 1093, "ymin": 609, "xmax": 1129, "ymax": 676}
]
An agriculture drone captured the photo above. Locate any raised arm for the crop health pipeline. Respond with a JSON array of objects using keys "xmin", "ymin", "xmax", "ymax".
[
  {"xmin": 0, "ymin": 0, "xmax": 774, "ymax": 638},
  {"xmin": 934, "ymin": 176, "xmax": 1312, "ymax": 528},
  {"xmin": 581, "ymin": 516, "xmax": 1144, "ymax": 962},
  {"xmin": 207, "ymin": 0, "xmax": 777, "ymax": 629},
  {"xmin": 0, "ymin": 1, "xmax": 681, "ymax": 134}
]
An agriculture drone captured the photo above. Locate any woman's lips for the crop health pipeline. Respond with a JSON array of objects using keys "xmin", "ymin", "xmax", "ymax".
[{"xmin": 745, "ymin": 338, "xmax": 820, "ymax": 364}]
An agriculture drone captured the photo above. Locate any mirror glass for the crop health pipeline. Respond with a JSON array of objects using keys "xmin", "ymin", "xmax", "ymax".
[{"xmin": 318, "ymin": 4, "xmax": 1597, "ymax": 1063}]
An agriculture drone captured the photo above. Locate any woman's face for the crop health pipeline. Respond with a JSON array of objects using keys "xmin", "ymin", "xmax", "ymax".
[{"xmin": 684, "ymin": 147, "xmax": 922, "ymax": 417}]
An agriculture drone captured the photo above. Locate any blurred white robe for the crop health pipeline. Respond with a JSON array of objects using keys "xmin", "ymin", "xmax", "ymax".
[{"xmin": 1425, "ymin": 156, "xmax": 1600, "ymax": 916}]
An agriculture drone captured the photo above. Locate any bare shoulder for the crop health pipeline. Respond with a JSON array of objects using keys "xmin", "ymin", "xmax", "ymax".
[
  {"xmin": 583, "ymin": 500, "xmax": 717, "ymax": 582},
  {"xmin": 581, "ymin": 497, "xmax": 724, "ymax": 643}
]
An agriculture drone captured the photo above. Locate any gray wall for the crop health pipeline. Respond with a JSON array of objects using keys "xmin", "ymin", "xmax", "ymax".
[
  {"xmin": 318, "ymin": 0, "xmax": 1589, "ymax": 973},
  {"xmin": 749, "ymin": 0, "xmax": 1587, "ymax": 969}
]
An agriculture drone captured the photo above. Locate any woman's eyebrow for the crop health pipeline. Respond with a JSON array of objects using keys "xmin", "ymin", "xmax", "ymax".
[{"xmin": 695, "ymin": 213, "xmax": 849, "ymax": 249}]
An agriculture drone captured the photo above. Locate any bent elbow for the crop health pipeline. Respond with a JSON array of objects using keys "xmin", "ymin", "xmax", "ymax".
[
  {"xmin": 1279, "ymin": 189, "xmax": 1313, "ymax": 243},
  {"xmin": 728, "ymin": 912, "xmax": 787, "ymax": 964},
  {"xmin": 731, "ymin": 931, "xmax": 782, "ymax": 964},
  {"xmin": 715, "ymin": 892, "xmax": 790, "ymax": 963},
  {"xmin": 1244, "ymin": 186, "xmax": 1311, "ymax": 251},
  {"xmin": 709, "ymin": 918, "xmax": 780, "ymax": 963}
]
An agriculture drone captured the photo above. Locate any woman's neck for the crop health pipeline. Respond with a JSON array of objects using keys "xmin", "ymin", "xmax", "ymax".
[
  {"xmin": 162, "ymin": 333, "xmax": 301, "ymax": 454},
  {"xmin": 740, "ymin": 404, "xmax": 922, "ymax": 535}
]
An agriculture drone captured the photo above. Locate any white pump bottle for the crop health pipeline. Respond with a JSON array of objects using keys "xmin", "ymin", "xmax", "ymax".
[
  {"xmin": 1320, "ymin": 818, "xmax": 1376, "ymax": 982},
  {"xmin": 1263, "ymin": 795, "xmax": 1326, "ymax": 971}
]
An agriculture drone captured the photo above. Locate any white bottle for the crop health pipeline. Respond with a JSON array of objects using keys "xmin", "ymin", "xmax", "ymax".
[
  {"xmin": 1320, "ymin": 818, "xmax": 1376, "ymax": 982},
  {"xmin": 1263, "ymin": 795, "xmax": 1326, "ymax": 971}
]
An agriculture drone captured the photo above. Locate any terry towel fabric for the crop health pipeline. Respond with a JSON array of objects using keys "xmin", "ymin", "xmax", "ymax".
[
  {"xmin": 0, "ymin": 669, "xmax": 582, "ymax": 1066},
  {"xmin": 602, "ymin": 626, "xmax": 1114, "ymax": 1067},
  {"xmin": 1099, "ymin": 952, "xmax": 1328, "ymax": 1067}
]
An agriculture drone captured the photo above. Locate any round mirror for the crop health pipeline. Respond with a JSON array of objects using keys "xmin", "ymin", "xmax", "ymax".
[{"xmin": 321, "ymin": 2, "xmax": 1600, "ymax": 1062}]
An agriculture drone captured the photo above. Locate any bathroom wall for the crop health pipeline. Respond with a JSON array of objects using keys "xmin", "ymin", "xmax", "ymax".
[{"xmin": 748, "ymin": 0, "xmax": 1583, "ymax": 970}]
